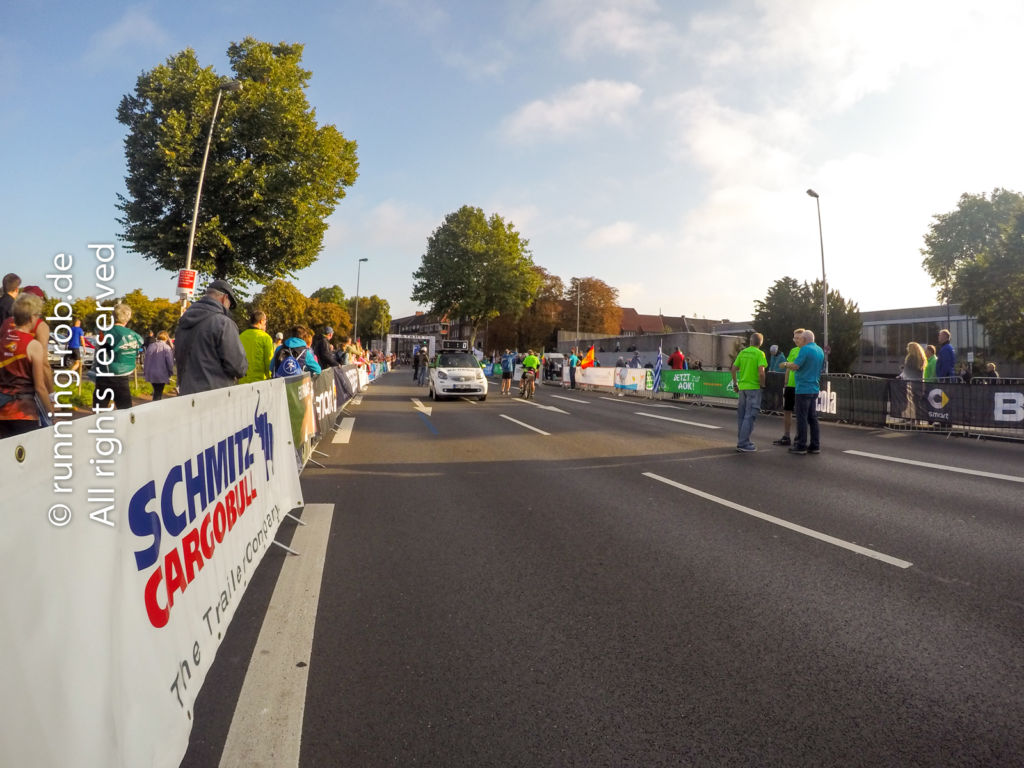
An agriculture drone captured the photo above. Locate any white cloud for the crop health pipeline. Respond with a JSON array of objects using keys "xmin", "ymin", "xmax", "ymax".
[
  {"xmin": 637, "ymin": 1, "xmax": 1024, "ymax": 318},
  {"xmin": 585, "ymin": 221, "xmax": 636, "ymax": 248},
  {"xmin": 534, "ymin": 0, "xmax": 681, "ymax": 60},
  {"xmin": 584, "ymin": 220, "xmax": 665, "ymax": 250},
  {"xmin": 82, "ymin": 8, "xmax": 170, "ymax": 70},
  {"xmin": 502, "ymin": 79, "xmax": 642, "ymax": 141}
]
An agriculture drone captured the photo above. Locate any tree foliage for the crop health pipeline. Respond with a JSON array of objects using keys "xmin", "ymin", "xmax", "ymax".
[
  {"xmin": 310, "ymin": 285, "xmax": 346, "ymax": 306},
  {"xmin": 956, "ymin": 211, "xmax": 1024, "ymax": 362},
  {"xmin": 116, "ymin": 38, "xmax": 359, "ymax": 286},
  {"xmin": 251, "ymin": 279, "xmax": 309, "ymax": 337},
  {"xmin": 921, "ymin": 189, "xmax": 1024, "ymax": 302},
  {"xmin": 308, "ymin": 299, "xmax": 349, "ymax": 338},
  {"xmin": 486, "ymin": 266, "xmax": 565, "ymax": 351},
  {"xmin": 753, "ymin": 276, "xmax": 862, "ymax": 373},
  {"xmin": 350, "ymin": 295, "xmax": 391, "ymax": 345},
  {"xmin": 411, "ymin": 205, "xmax": 541, "ymax": 347},
  {"xmin": 121, "ymin": 289, "xmax": 186, "ymax": 335},
  {"xmin": 921, "ymin": 189, "xmax": 1024, "ymax": 361},
  {"xmin": 566, "ymin": 277, "xmax": 620, "ymax": 336}
]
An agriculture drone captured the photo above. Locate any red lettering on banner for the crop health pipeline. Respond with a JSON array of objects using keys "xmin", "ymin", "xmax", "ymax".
[
  {"xmin": 142, "ymin": 473, "xmax": 266, "ymax": 628},
  {"xmin": 199, "ymin": 513, "xmax": 215, "ymax": 559},
  {"xmin": 213, "ymin": 502, "xmax": 226, "ymax": 542},
  {"xmin": 225, "ymin": 489, "xmax": 238, "ymax": 530},
  {"xmin": 181, "ymin": 528, "xmax": 204, "ymax": 582},
  {"xmin": 164, "ymin": 548, "xmax": 187, "ymax": 608},
  {"xmin": 144, "ymin": 568, "xmax": 169, "ymax": 628}
]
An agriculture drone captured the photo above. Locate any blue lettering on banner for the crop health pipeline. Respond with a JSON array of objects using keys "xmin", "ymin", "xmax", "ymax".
[{"xmin": 127, "ymin": 406, "xmax": 276, "ymax": 576}]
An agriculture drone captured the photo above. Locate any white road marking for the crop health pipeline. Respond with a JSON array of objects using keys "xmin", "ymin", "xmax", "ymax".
[
  {"xmin": 643, "ymin": 472, "xmax": 913, "ymax": 569},
  {"xmin": 513, "ymin": 398, "xmax": 569, "ymax": 414},
  {"xmin": 634, "ymin": 411, "xmax": 720, "ymax": 430},
  {"xmin": 411, "ymin": 398, "xmax": 432, "ymax": 416},
  {"xmin": 500, "ymin": 414, "xmax": 551, "ymax": 435},
  {"xmin": 599, "ymin": 396, "xmax": 669, "ymax": 408},
  {"xmin": 332, "ymin": 417, "xmax": 355, "ymax": 444},
  {"xmin": 218, "ymin": 503, "xmax": 335, "ymax": 768},
  {"xmin": 551, "ymin": 394, "xmax": 589, "ymax": 404},
  {"xmin": 844, "ymin": 450, "xmax": 1024, "ymax": 483}
]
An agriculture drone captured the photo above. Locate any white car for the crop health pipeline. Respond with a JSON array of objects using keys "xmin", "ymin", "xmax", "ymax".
[{"xmin": 428, "ymin": 352, "xmax": 488, "ymax": 401}]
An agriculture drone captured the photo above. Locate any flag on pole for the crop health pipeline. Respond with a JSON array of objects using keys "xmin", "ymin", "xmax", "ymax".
[
  {"xmin": 579, "ymin": 345, "xmax": 595, "ymax": 369},
  {"xmin": 652, "ymin": 344, "xmax": 663, "ymax": 394}
]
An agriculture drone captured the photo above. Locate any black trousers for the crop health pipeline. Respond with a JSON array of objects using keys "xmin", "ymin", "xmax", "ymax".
[{"xmin": 93, "ymin": 376, "xmax": 133, "ymax": 410}]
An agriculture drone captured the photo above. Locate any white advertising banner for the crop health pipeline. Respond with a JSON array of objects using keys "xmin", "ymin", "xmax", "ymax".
[
  {"xmin": 0, "ymin": 379, "xmax": 303, "ymax": 768},
  {"xmin": 613, "ymin": 367, "xmax": 649, "ymax": 390},
  {"xmin": 572, "ymin": 366, "xmax": 616, "ymax": 388}
]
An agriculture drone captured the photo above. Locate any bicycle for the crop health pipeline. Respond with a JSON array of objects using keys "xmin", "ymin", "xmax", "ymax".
[{"xmin": 519, "ymin": 368, "xmax": 537, "ymax": 399}]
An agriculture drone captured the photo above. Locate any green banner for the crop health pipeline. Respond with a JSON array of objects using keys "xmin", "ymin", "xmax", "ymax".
[
  {"xmin": 285, "ymin": 374, "xmax": 315, "ymax": 466},
  {"xmin": 659, "ymin": 370, "xmax": 738, "ymax": 399}
]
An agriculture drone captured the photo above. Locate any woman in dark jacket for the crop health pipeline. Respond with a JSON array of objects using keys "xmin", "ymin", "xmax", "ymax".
[{"xmin": 144, "ymin": 331, "xmax": 175, "ymax": 400}]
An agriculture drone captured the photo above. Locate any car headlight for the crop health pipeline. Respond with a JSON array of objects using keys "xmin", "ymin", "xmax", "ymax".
[{"xmin": 437, "ymin": 371, "xmax": 448, "ymax": 380}]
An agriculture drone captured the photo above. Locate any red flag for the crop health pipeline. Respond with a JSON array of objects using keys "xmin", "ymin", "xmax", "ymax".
[{"xmin": 579, "ymin": 345, "xmax": 595, "ymax": 369}]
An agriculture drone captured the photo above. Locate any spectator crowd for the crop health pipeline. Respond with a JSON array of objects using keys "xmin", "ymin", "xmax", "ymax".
[{"xmin": 0, "ymin": 275, "xmax": 391, "ymax": 438}]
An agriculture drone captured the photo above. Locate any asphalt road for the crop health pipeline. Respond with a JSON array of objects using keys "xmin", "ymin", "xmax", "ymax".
[{"xmin": 183, "ymin": 370, "xmax": 1024, "ymax": 768}]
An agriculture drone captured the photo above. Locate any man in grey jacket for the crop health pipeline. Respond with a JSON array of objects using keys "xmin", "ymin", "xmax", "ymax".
[{"xmin": 174, "ymin": 279, "xmax": 248, "ymax": 394}]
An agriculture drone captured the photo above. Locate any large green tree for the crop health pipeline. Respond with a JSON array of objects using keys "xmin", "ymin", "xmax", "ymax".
[
  {"xmin": 955, "ymin": 211, "xmax": 1024, "ymax": 362},
  {"xmin": 310, "ymin": 285, "xmax": 346, "ymax": 306},
  {"xmin": 753, "ymin": 277, "xmax": 862, "ymax": 373},
  {"xmin": 251, "ymin": 279, "xmax": 309, "ymax": 337},
  {"xmin": 411, "ymin": 205, "xmax": 540, "ymax": 347},
  {"xmin": 486, "ymin": 266, "xmax": 564, "ymax": 351},
  {"xmin": 117, "ymin": 38, "xmax": 359, "ymax": 285},
  {"xmin": 921, "ymin": 189, "xmax": 1024, "ymax": 361},
  {"xmin": 921, "ymin": 188, "xmax": 1024, "ymax": 302},
  {"xmin": 121, "ymin": 289, "xmax": 187, "ymax": 335},
  {"xmin": 350, "ymin": 295, "xmax": 391, "ymax": 346}
]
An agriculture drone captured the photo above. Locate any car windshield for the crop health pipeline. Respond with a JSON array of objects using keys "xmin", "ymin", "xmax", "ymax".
[{"xmin": 437, "ymin": 353, "xmax": 479, "ymax": 368}]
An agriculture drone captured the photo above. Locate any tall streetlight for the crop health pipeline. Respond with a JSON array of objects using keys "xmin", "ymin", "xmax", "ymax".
[
  {"xmin": 182, "ymin": 79, "xmax": 243, "ymax": 308},
  {"xmin": 806, "ymin": 189, "xmax": 828, "ymax": 373},
  {"xmin": 575, "ymin": 279, "xmax": 581, "ymax": 352},
  {"xmin": 353, "ymin": 257, "xmax": 368, "ymax": 345}
]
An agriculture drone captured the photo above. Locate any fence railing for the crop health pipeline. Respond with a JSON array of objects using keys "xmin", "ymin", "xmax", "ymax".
[{"xmin": 520, "ymin": 367, "xmax": 1024, "ymax": 441}]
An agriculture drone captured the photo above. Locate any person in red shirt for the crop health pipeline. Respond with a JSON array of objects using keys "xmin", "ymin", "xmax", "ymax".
[
  {"xmin": 0, "ymin": 293, "xmax": 51, "ymax": 438},
  {"xmin": 668, "ymin": 346, "xmax": 685, "ymax": 369},
  {"xmin": 668, "ymin": 346, "xmax": 686, "ymax": 399}
]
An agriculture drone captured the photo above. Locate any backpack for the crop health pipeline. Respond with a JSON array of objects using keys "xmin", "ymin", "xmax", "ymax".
[{"xmin": 274, "ymin": 346, "xmax": 307, "ymax": 378}]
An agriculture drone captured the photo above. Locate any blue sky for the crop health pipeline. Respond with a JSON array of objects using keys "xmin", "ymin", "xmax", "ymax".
[{"xmin": 3, "ymin": 0, "xmax": 1023, "ymax": 323}]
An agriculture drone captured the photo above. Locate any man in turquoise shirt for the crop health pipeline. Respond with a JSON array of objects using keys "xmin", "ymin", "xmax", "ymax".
[
  {"xmin": 781, "ymin": 329, "xmax": 825, "ymax": 455},
  {"xmin": 730, "ymin": 332, "xmax": 767, "ymax": 452}
]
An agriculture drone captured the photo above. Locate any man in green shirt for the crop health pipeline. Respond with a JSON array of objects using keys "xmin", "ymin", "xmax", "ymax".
[
  {"xmin": 772, "ymin": 328, "xmax": 805, "ymax": 447},
  {"xmin": 238, "ymin": 311, "xmax": 275, "ymax": 383},
  {"xmin": 730, "ymin": 332, "xmax": 767, "ymax": 452},
  {"xmin": 520, "ymin": 349, "xmax": 540, "ymax": 399}
]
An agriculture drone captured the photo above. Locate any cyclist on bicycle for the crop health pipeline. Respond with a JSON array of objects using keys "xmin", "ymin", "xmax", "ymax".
[{"xmin": 520, "ymin": 349, "xmax": 540, "ymax": 399}]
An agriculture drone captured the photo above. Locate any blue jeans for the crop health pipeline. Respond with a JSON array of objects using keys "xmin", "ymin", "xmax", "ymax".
[
  {"xmin": 794, "ymin": 393, "xmax": 820, "ymax": 450},
  {"xmin": 736, "ymin": 388, "xmax": 762, "ymax": 447}
]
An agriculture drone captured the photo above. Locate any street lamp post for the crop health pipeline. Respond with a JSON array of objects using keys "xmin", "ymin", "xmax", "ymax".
[
  {"xmin": 575, "ymin": 279, "xmax": 581, "ymax": 351},
  {"xmin": 806, "ymin": 189, "xmax": 828, "ymax": 373},
  {"xmin": 353, "ymin": 257, "xmax": 368, "ymax": 345},
  {"xmin": 183, "ymin": 79, "xmax": 242, "ymax": 308}
]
